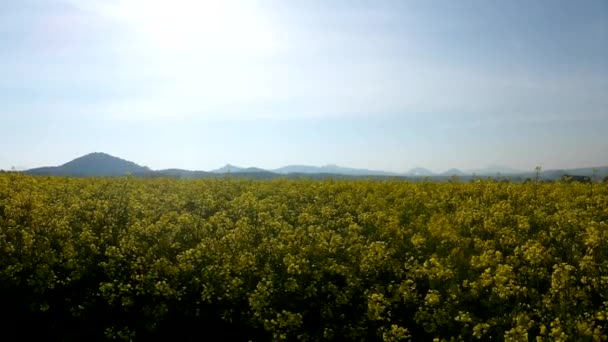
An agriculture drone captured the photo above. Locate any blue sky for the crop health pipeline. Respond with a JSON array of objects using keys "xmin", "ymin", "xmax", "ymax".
[{"xmin": 1, "ymin": 0, "xmax": 607, "ymax": 172}]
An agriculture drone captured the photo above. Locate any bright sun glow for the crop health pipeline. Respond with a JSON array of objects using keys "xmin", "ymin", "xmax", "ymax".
[
  {"xmin": 76, "ymin": 0, "xmax": 277, "ymax": 53},
  {"xmin": 65, "ymin": 0, "xmax": 281, "ymax": 121}
]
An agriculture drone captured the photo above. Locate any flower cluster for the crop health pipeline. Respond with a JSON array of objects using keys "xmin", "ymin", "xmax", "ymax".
[{"xmin": 1, "ymin": 174, "xmax": 607, "ymax": 340}]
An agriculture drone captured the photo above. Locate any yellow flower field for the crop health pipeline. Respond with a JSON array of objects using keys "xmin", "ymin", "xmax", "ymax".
[{"xmin": 1, "ymin": 174, "xmax": 606, "ymax": 341}]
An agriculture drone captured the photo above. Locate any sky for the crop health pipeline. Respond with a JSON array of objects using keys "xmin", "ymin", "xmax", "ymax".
[{"xmin": 1, "ymin": 0, "xmax": 607, "ymax": 172}]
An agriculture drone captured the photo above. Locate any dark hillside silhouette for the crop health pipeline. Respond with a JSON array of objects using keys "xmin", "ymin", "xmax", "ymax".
[{"xmin": 26, "ymin": 152, "xmax": 151, "ymax": 177}]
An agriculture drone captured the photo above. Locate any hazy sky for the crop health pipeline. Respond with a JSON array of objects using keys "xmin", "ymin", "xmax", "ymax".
[{"xmin": 1, "ymin": 0, "xmax": 607, "ymax": 172}]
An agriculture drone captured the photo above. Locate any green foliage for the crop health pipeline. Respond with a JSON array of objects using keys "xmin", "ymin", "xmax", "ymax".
[
  {"xmin": 561, "ymin": 175, "xmax": 592, "ymax": 184},
  {"xmin": 1, "ymin": 174, "xmax": 607, "ymax": 341}
]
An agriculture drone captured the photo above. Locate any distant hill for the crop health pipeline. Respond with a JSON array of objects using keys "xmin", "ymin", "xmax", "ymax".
[
  {"xmin": 273, "ymin": 165, "xmax": 321, "ymax": 174},
  {"xmin": 22, "ymin": 152, "xmax": 608, "ymax": 181},
  {"xmin": 211, "ymin": 164, "xmax": 246, "ymax": 173},
  {"xmin": 440, "ymin": 168, "xmax": 465, "ymax": 176},
  {"xmin": 211, "ymin": 164, "xmax": 269, "ymax": 174},
  {"xmin": 151, "ymin": 169, "xmax": 211, "ymax": 179},
  {"xmin": 406, "ymin": 167, "xmax": 434, "ymax": 176},
  {"xmin": 544, "ymin": 166, "xmax": 608, "ymax": 178},
  {"xmin": 273, "ymin": 164, "xmax": 397, "ymax": 176},
  {"xmin": 522, "ymin": 166, "xmax": 608, "ymax": 181},
  {"xmin": 467, "ymin": 165, "xmax": 525, "ymax": 176},
  {"xmin": 26, "ymin": 152, "xmax": 151, "ymax": 177}
]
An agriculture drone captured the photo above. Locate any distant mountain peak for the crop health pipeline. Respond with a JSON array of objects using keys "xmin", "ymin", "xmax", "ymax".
[
  {"xmin": 23, "ymin": 152, "xmax": 607, "ymax": 181},
  {"xmin": 211, "ymin": 164, "xmax": 244, "ymax": 173},
  {"xmin": 26, "ymin": 152, "xmax": 150, "ymax": 177},
  {"xmin": 63, "ymin": 152, "xmax": 128, "ymax": 164}
]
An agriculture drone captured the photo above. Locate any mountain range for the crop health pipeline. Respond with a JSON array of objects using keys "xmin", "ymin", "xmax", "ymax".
[{"xmin": 20, "ymin": 152, "xmax": 608, "ymax": 181}]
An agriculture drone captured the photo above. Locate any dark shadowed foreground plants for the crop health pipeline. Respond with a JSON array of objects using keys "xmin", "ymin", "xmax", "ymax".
[{"xmin": 0, "ymin": 174, "xmax": 607, "ymax": 341}]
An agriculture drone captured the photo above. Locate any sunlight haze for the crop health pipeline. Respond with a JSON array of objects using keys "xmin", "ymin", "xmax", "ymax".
[{"xmin": 1, "ymin": 0, "xmax": 607, "ymax": 172}]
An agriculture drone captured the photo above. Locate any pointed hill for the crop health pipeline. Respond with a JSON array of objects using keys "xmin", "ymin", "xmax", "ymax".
[
  {"xmin": 22, "ymin": 152, "xmax": 608, "ymax": 181},
  {"xmin": 26, "ymin": 152, "xmax": 151, "ymax": 177},
  {"xmin": 211, "ymin": 164, "xmax": 245, "ymax": 173}
]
